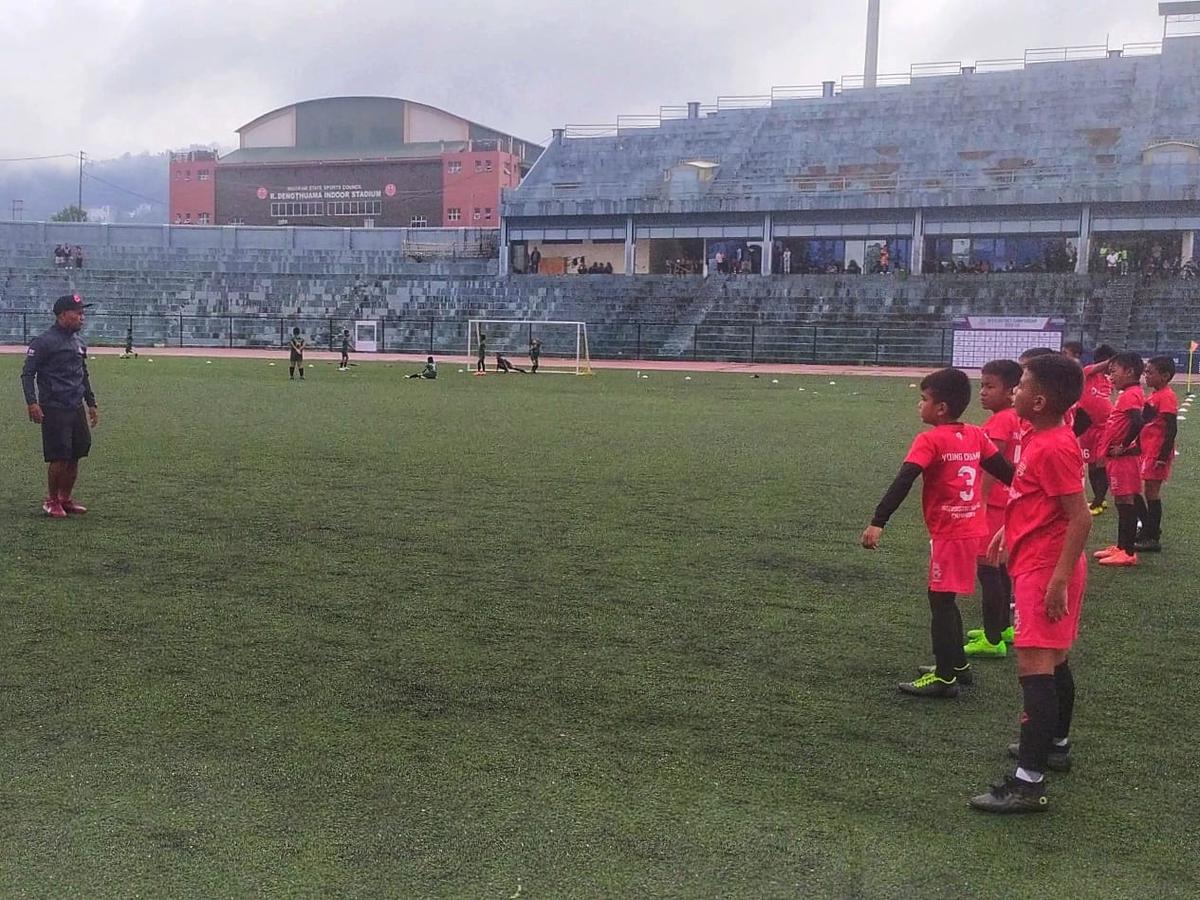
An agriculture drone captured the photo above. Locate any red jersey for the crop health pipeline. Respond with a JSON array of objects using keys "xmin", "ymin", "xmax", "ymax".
[
  {"xmin": 1100, "ymin": 385, "xmax": 1145, "ymax": 459},
  {"xmin": 903, "ymin": 423, "xmax": 999, "ymax": 538},
  {"xmin": 1077, "ymin": 369, "xmax": 1113, "ymax": 430},
  {"xmin": 1141, "ymin": 386, "xmax": 1179, "ymax": 461},
  {"xmin": 982, "ymin": 407, "xmax": 1023, "ymax": 508},
  {"xmin": 1005, "ymin": 425, "xmax": 1086, "ymax": 576}
]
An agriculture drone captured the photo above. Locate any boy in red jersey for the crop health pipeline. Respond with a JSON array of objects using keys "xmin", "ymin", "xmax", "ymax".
[
  {"xmin": 1094, "ymin": 352, "xmax": 1145, "ymax": 567},
  {"xmin": 1135, "ymin": 356, "xmax": 1179, "ymax": 553},
  {"xmin": 970, "ymin": 354, "xmax": 1090, "ymax": 813},
  {"xmin": 862, "ymin": 368, "xmax": 1014, "ymax": 698},
  {"xmin": 964, "ymin": 359, "xmax": 1024, "ymax": 659},
  {"xmin": 1071, "ymin": 345, "xmax": 1117, "ymax": 515}
]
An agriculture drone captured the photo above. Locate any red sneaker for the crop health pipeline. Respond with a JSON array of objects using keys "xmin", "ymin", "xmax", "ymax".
[
  {"xmin": 1098, "ymin": 550, "xmax": 1138, "ymax": 567},
  {"xmin": 61, "ymin": 499, "xmax": 88, "ymax": 515},
  {"xmin": 1093, "ymin": 545, "xmax": 1120, "ymax": 559},
  {"xmin": 42, "ymin": 498, "xmax": 67, "ymax": 519}
]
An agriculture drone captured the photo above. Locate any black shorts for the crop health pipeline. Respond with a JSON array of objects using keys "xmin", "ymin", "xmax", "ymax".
[
  {"xmin": 42, "ymin": 405, "xmax": 91, "ymax": 463},
  {"xmin": 290, "ymin": 353, "xmax": 303, "ymax": 364}
]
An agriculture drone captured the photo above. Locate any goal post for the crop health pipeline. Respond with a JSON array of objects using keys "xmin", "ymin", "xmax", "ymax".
[{"xmin": 466, "ymin": 319, "xmax": 594, "ymax": 375}]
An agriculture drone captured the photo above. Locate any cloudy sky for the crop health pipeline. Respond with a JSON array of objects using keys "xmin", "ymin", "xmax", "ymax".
[{"xmin": 0, "ymin": 0, "xmax": 1170, "ymax": 160}]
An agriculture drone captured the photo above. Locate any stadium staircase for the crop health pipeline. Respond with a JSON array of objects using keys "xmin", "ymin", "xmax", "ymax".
[{"xmin": 1097, "ymin": 278, "xmax": 1137, "ymax": 348}]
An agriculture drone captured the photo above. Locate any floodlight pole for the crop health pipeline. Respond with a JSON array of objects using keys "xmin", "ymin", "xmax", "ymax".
[{"xmin": 864, "ymin": 0, "xmax": 881, "ymax": 89}]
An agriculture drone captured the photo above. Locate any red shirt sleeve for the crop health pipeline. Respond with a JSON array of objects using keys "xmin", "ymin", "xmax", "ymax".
[
  {"xmin": 904, "ymin": 431, "xmax": 937, "ymax": 469},
  {"xmin": 1157, "ymin": 389, "xmax": 1179, "ymax": 415},
  {"xmin": 1039, "ymin": 439, "xmax": 1086, "ymax": 498}
]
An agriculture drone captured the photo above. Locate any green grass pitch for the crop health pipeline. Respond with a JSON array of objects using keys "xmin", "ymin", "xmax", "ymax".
[{"xmin": 1, "ymin": 356, "xmax": 1197, "ymax": 898}]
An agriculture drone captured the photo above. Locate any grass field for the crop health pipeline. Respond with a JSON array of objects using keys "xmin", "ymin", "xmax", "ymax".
[{"xmin": 1, "ymin": 354, "xmax": 1197, "ymax": 898}]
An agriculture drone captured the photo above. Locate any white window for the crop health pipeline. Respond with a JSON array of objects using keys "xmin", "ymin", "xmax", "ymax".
[
  {"xmin": 484, "ymin": 208, "xmax": 493, "ymax": 220},
  {"xmin": 473, "ymin": 208, "xmax": 482, "ymax": 221},
  {"xmin": 447, "ymin": 207, "xmax": 462, "ymax": 222},
  {"xmin": 448, "ymin": 161, "xmax": 462, "ymax": 174},
  {"xmin": 198, "ymin": 170, "xmax": 210, "ymax": 182},
  {"xmin": 229, "ymin": 217, "xmax": 245, "ymax": 226},
  {"xmin": 475, "ymin": 160, "xmax": 484, "ymax": 172},
  {"xmin": 270, "ymin": 201, "xmax": 325, "ymax": 217},
  {"xmin": 410, "ymin": 215, "xmax": 428, "ymax": 227},
  {"xmin": 485, "ymin": 160, "xmax": 493, "ymax": 172},
  {"xmin": 328, "ymin": 200, "xmax": 381, "ymax": 216},
  {"xmin": 198, "ymin": 213, "xmax": 210, "ymax": 225}
]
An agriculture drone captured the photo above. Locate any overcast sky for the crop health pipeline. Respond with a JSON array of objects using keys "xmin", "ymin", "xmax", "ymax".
[{"xmin": 0, "ymin": 0, "xmax": 1170, "ymax": 160}]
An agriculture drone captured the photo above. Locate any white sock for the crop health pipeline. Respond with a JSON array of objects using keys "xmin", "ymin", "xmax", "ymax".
[{"xmin": 1015, "ymin": 767, "xmax": 1044, "ymax": 784}]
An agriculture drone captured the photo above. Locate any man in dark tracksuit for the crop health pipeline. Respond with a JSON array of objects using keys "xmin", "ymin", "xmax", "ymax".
[{"xmin": 20, "ymin": 294, "xmax": 100, "ymax": 518}]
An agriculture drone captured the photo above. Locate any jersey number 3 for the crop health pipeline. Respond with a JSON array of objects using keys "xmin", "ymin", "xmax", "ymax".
[{"xmin": 957, "ymin": 466, "xmax": 978, "ymax": 502}]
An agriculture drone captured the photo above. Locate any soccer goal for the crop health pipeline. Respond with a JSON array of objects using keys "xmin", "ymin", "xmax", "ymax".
[{"xmin": 466, "ymin": 319, "xmax": 594, "ymax": 375}]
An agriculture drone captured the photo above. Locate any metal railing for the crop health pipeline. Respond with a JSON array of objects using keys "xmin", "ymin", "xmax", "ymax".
[{"xmin": 559, "ymin": 40, "xmax": 1165, "ymax": 139}]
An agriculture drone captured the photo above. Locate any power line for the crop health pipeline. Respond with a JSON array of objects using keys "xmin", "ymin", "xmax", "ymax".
[
  {"xmin": 0, "ymin": 153, "xmax": 78, "ymax": 163},
  {"xmin": 81, "ymin": 169, "xmax": 167, "ymax": 207}
]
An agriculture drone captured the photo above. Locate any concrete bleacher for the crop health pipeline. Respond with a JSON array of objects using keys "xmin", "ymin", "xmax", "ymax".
[
  {"xmin": 4, "ymin": 257, "xmax": 1194, "ymax": 365},
  {"xmin": 508, "ymin": 37, "xmax": 1200, "ymax": 216}
]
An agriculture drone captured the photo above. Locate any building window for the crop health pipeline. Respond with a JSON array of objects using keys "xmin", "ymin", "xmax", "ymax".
[
  {"xmin": 484, "ymin": 208, "xmax": 493, "ymax": 220},
  {"xmin": 185, "ymin": 171, "xmax": 191, "ymax": 181},
  {"xmin": 448, "ymin": 161, "xmax": 462, "ymax": 174},
  {"xmin": 447, "ymin": 207, "xmax": 462, "ymax": 222},
  {"xmin": 269, "ymin": 201, "xmax": 325, "ymax": 217},
  {"xmin": 198, "ymin": 170, "xmax": 210, "ymax": 181},
  {"xmin": 198, "ymin": 213, "xmax": 210, "ymax": 225},
  {"xmin": 410, "ymin": 216, "xmax": 428, "ymax": 227},
  {"xmin": 473, "ymin": 208, "xmax": 482, "ymax": 221},
  {"xmin": 475, "ymin": 160, "xmax": 484, "ymax": 172},
  {"xmin": 174, "ymin": 171, "xmax": 183, "ymax": 181},
  {"xmin": 328, "ymin": 200, "xmax": 382, "ymax": 216},
  {"xmin": 185, "ymin": 213, "xmax": 191, "ymax": 223},
  {"xmin": 229, "ymin": 217, "xmax": 245, "ymax": 226},
  {"xmin": 485, "ymin": 160, "xmax": 493, "ymax": 172}
]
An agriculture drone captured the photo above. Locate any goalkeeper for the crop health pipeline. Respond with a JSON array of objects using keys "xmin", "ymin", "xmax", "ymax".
[{"xmin": 495, "ymin": 353, "xmax": 527, "ymax": 374}]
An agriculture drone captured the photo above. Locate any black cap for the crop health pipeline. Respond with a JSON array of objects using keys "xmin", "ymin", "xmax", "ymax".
[{"xmin": 53, "ymin": 294, "xmax": 92, "ymax": 315}]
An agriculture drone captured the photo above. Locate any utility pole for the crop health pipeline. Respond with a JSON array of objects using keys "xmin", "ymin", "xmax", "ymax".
[{"xmin": 77, "ymin": 150, "xmax": 85, "ymax": 215}]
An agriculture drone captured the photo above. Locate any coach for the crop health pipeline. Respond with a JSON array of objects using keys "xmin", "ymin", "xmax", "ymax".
[{"xmin": 20, "ymin": 294, "xmax": 100, "ymax": 518}]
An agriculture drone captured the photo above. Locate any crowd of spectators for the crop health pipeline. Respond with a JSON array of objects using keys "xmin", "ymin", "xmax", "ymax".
[{"xmin": 52, "ymin": 245, "xmax": 84, "ymax": 268}]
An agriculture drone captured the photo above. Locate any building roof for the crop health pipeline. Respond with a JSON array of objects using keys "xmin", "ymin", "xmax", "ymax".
[{"xmin": 218, "ymin": 141, "xmax": 471, "ymax": 166}]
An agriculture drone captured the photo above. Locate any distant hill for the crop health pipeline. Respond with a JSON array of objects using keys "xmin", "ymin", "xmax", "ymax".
[{"xmin": 0, "ymin": 148, "xmax": 218, "ymax": 224}]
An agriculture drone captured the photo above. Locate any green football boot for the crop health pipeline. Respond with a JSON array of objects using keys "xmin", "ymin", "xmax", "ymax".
[
  {"xmin": 969, "ymin": 626, "xmax": 1016, "ymax": 644},
  {"xmin": 964, "ymin": 635, "xmax": 1008, "ymax": 658},
  {"xmin": 917, "ymin": 663, "xmax": 973, "ymax": 686}
]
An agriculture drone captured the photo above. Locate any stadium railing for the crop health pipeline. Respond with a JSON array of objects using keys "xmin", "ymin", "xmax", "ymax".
[{"xmin": 5, "ymin": 311, "xmax": 1159, "ymax": 368}]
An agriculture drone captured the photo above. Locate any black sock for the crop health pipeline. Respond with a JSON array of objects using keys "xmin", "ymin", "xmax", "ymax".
[
  {"xmin": 1147, "ymin": 499, "xmax": 1163, "ymax": 541},
  {"xmin": 1053, "ymin": 661, "xmax": 1075, "ymax": 743},
  {"xmin": 1017, "ymin": 674, "xmax": 1059, "ymax": 775},
  {"xmin": 1089, "ymin": 466, "xmax": 1109, "ymax": 506},
  {"xmin": 977, "ymin": 563, "xmax": 1010, "ymax": 645},
  {"xmin": 1117, "ymin": 503, "xmax": 1137, "ymax": 554},
  {"xmin": 928, "ymin": 591, "xmax": 965, "ymax": 680},
  {"xmin": 1133, "ymin": 495, "xmax": 1150, "ymax": 534},
  {"xmin": 289, "ymin": 365, "xmax": 295, "ymax": 378}
]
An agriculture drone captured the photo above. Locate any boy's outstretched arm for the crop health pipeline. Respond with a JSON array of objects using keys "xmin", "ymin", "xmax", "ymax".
[
  {"xmin": 862, "ymin": 462, "xmax": 922, "ymax": 548},
  {"xmin": 981, "ymin": 453, "xmax": 1015, "ymax": 486}
]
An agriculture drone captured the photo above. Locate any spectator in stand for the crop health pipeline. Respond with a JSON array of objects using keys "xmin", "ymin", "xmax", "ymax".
[
  {"xmin": 72, "ymin": 246, "xmax": 84, "ymax": 269},
  {"xmin": 528, "ymin": 246, "xmax": 541, "ymax": 274},
  {"xmin": 847, "ymin": 259, "xmax": 862, "ymax": 275},
  {"xmin": 603, "ymin": 261, "xmax": 613, "ymax": 274},
  {"xmin": 782, "ymin": 248, "xmax": 793, "ymax": 274}
]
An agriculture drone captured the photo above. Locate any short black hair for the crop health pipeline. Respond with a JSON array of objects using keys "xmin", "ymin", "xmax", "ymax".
[
  {"xmin": 292, "ymin": 327, "xmax": 300, "ymax": 335},
  {"xmin": 1019, "ymin": 347, "xmax": 1058, "ymax": 362},
  {"xmin": 1110, "ymin": 351, "xmax": 1145, "ymax": 378},
  {"xmin": 1062, "ymin": 340, "xmax": 1084, "ymax": 357},
  {"xmin": 1024, "ymin": 354, "xmax": 1084, "ymax": 416},
  {"xmin": 981, "ymin": 359, "xmax": 1023, "ymax": 389},
  {"xmin": 1147, "ymin": 355, "xmax": 1176, "ymax": 380},
  {"xmin": 921, "ymin": 367, "xmax": 972, "ymax": 419},
  {"xmin": 1092, "ymin": 344, "xmax": 1117, "ymax": 363}
]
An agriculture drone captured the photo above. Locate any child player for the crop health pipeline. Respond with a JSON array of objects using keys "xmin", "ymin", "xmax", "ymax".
[
  {"xmin": 1094, "ymin": 352, "xmax": 1145, "ymax": 567},
  {"xmin": 969, "ymin": 353, "xmax": 1090, "ymax": 813},
  {"xmin": 288, "ymin": 327, "xmax": 306, "ymax": 381},
  {"xmin": 964, "ymin": 359, "xmax": 1024, "ymax": 659},
  {"xmin": 1135, "ymin": 356, "xmax": 1179, "ymax": 553},
  {"xmin": 862, "ymin": 368, "xmax": 1014, "ymax": 697},
  {"xmin": 339, "ymin": 329, "xmax": 351, "ymax": 371},
  {"xmin": 1072, "ymin": 345, "xmax": 1117, "ymax": 516}
]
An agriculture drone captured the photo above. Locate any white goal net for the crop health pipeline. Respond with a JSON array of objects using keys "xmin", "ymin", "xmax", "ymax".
[{"xmin": 466, "ymin": 319, "xmax": 593, "ymax": 375}]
